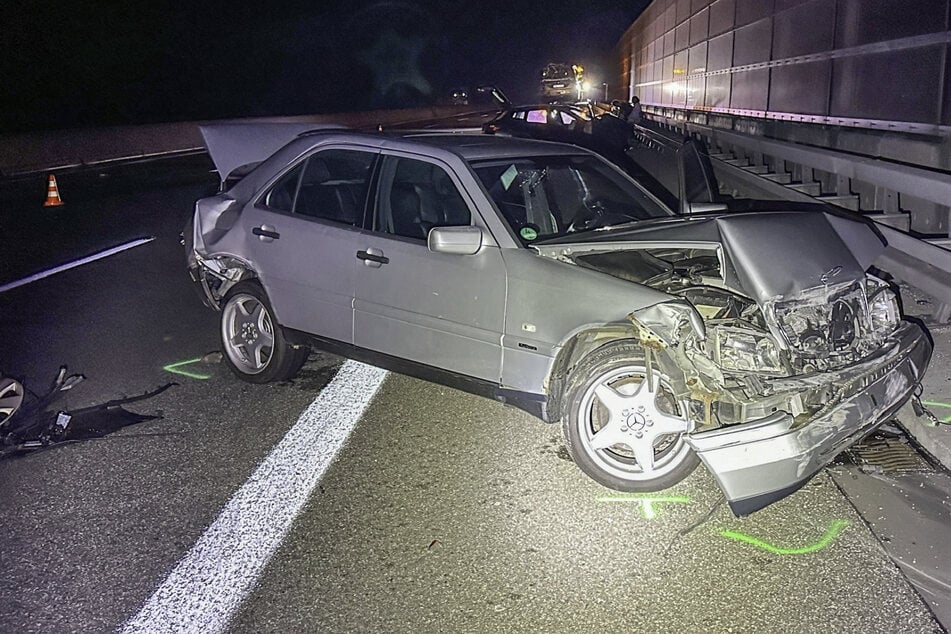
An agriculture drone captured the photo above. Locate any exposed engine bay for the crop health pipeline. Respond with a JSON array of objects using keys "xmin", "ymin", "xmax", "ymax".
[{"xmin": 560, "ymin": 244, "xmax": 905, "ymax": 430}]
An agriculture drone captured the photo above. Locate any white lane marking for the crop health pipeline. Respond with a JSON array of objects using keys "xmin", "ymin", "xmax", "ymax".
[
  {"xmin": 123, "ymin": 360, "xmax": 388, "ymax": 633},
  {"xmin": 0, "ymin": 237, "xmax": 155, "ymax": 293}
]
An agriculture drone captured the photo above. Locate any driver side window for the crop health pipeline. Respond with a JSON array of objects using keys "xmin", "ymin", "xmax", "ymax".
[{"xmin": 373, "ymin": 157, "xmax": 471, "ymax": 241}]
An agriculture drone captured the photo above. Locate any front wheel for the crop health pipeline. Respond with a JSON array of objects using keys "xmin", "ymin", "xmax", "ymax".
[
  {"xmin": 219, "ymin": 282, "xmax": 308, "ymax": 383},
  {"xmin": 562, "ymin": 341, "xmax": 699, "ymax": 492}
]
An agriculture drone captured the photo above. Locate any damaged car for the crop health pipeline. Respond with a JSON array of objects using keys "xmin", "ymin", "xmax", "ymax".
[{"xmin": 186, "ymin": 125, "xmax": 931, "ymax": 515}]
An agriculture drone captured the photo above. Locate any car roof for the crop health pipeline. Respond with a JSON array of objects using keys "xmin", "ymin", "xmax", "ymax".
[
  {"xmin": 289, "ymin": 129, "xmax": 593, "ymax": 161},
  {"xmin": 227, "ymin": 130, "xmax": 596, "ymax": 198},
  {"xmin": 398, "ymin": 132, "xmax": 592, "ymax": 161}
]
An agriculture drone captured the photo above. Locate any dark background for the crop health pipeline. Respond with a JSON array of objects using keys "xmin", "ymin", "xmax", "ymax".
[{"xmin": 3, "ymin": 0, "xmax": 647, "ymax": 133}]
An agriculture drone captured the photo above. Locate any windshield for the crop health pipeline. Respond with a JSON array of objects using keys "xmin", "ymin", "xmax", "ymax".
[{"xmin": 472, "ymin": 155, "xmax": 673, "ymax": 244}]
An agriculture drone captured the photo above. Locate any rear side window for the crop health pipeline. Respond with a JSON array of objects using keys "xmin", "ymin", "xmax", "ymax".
[
  {"xmin": 260, "ymin": 149, "xmax": 376, "ymax": 226},
  {"xmin": 526, "ymin": 110, "xmax": 548, "ymax": 124}
]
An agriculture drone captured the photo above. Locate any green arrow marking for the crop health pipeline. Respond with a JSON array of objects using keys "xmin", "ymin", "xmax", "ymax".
[
  {"xmin": 163, "ymin": 357, "xmax": 212, "ymax": 380},
  {"xmin": 598, "ymin": 494, "xmax": 693, "ymax": 519},
  {"xmin": 720, "ymin": 519, "xmax": 849, "ymax": 555},
  {"xmin": 922, "ymin": 400, "xmax": 951, "ymax": 423}
]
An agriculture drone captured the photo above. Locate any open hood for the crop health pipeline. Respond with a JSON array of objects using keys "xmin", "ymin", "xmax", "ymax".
[
  {"xmin": 199, "ymin": 122, "xmax": 344, "ymax": 184},
  {"xmin": 535, "ymin": 209, "xmax": 887, "ymax": 304}
]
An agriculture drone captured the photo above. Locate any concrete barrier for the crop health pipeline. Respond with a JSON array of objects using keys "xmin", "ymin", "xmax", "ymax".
[{"xmin": 0, "ymin": 105, "xmax": 478, "ymax": 177}]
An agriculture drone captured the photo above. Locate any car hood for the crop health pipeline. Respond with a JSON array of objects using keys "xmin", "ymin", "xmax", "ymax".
[
  {"xmin": 533, "ymin": 210, "xmax": 886, "ymax": 304},
  {"xmin": 200, "ymin": 122, "xmax": 345, "ymax": 185}
]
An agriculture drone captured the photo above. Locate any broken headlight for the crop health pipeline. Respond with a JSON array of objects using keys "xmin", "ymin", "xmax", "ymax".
[
  {"xmin": 711, "ymin": 324, "xmax": 785, "ymax": 375},
  {"xmin": 771, "ymin": 281, "xmax": 868, "ymax": 358},
  {"xmin": 867, "ymin": 278, "xmax": 900, "ymax": 340}
]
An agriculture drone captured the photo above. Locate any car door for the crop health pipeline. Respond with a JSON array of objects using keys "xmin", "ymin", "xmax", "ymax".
[
  {"xmin": 240, "ymin": 147, "xmax": 377, "ymax": 344},
  {"xmin": 353, "ymin": 153, "xmax": 506, "ymax": 382}
]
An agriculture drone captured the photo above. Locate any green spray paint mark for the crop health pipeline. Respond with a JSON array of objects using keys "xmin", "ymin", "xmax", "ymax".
[
  {"xmin": 720, "ymin": 519, "xmax": 849, "ymax": 555},
  {"xmin": 922, "ymin": 401, "xmax": 951, "ymax": 423},
  {"xmin": 163, "ymin": 358, "xmax": 212, "ymax": 380},
  {"xmin": 597, "ymin": 494, "xmax": 693, "ymax": 519}
]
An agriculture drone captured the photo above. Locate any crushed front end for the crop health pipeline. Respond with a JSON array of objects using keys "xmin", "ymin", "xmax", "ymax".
[
  {"xmin": 549, "ymin": 218, "xmax": 932, "ymax": 514},
  {"xmin": 636, "ymin": 272, "xmax": 932, "ymax": 515},
  {"xmin": 686, "ymin": 317, "xmax": 930, "ymax": 515}
]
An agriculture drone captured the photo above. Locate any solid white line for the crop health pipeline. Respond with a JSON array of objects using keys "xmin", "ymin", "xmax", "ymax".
[
  {"xmin": 122, "ymin": 360, "xmax": 388, "ymax": 634},
  {"xmin": 0, "ymin": 237, "xmax": 155, "ymax": 293}
]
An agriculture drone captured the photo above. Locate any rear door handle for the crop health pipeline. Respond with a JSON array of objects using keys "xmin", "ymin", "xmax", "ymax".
[
  {"xmin": 253, "ymin": 225, "xmax": 280, "ymax": 241},
  {"xmin": 357, "ymin": 248, "xmax": 389, "ymax": 267}
]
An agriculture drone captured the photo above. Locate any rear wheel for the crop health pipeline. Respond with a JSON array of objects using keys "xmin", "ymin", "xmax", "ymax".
[
  {"xmin": 219, "ymin": 282, "xmax": 308, "ymax": 383},
  {"xmin": 562, "ymin": 341, "xmax": 699, "ymax": 492},
  {"xmin": 0, "ymin": 377, "xmax": 24, "ymax": 431}
]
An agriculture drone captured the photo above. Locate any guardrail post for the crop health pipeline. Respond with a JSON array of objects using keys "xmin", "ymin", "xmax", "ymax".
[
  {"xmin": 873, "ymin": 186, "xmax": 900, "ymax": 214},
  {"xmin": 835, "ymin": 174, "xmax": 852, "ymax": 197}
]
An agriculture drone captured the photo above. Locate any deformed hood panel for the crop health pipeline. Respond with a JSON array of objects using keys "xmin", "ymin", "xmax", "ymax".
[
  {"xmin": 537, "ymin": 210, "xmax": 886, "ymax": 304},
  {"xmin": 715, "ymin": 211, "xmax": 875, "ymax": 303}
]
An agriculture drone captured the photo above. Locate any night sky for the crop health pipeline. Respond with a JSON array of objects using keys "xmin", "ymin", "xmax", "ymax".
[{"xmin": 3, "ymin": 1, "xmax": 647, "ymax": 133}]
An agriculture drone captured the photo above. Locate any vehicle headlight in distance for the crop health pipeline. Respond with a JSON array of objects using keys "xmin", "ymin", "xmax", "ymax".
[
  {"xmin": 867, "ymin": 279, "xmax": 900, "ymax": 339},
  {"xmin": 712, "ymin": 325, "xmax": 785, "ymax": 375}
]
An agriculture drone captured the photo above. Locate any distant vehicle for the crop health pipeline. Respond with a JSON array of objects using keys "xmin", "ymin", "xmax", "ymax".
[
  {"xmin": 186, "ymin": 125, "xmax": 931, "ymax": 515},
  {"xmin": 485, "ymin": 102, "xmax": 626, "ymax": 154},
  {"xmin": 540, "ymin": 63, "xmax": 584, "ymax": 101},
  {"xmin": 449, "ymin": 88, "xmax": 468, "ymax": 105}
]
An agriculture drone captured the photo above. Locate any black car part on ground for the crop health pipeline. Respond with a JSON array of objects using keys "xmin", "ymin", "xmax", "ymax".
[{"xmin": 0, "ymin": 367, "xmax": 175, "ymax": 457}]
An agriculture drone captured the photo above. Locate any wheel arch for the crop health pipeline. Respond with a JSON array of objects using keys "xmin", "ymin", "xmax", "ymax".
[
  {"xmin": 191, "ymin": 252, "xmax": 261, "ymax": 311},
  {"xmin": 546, "ymin": 323, "xmax": 692, "ymax": 424}
]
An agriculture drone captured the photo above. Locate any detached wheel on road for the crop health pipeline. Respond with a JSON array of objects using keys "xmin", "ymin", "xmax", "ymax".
[
  {"xmin": 220, "ymin": 282, "xmax": 308, "ymax": 383},
  {"xmin": 562, "ymin": 341, "xmax": 699, "ymax": 492}
]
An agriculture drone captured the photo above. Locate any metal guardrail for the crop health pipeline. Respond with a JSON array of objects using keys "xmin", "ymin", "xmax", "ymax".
[
  {"xmin": 686, "ymin": 122, "xmax": 951, "ymax": 220},
  {"xmin": 628, "ymin": 120, "xmax": 951, "ymax": 321},
  {"xmin": 0, "ymin": 106, "xmax": 481, "ymax": 178}
]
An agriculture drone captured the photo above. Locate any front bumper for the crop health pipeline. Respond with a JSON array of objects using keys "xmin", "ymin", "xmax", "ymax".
[{"xmin": 685, "ymin": 320, "xmax": 932, "ymax": 515}]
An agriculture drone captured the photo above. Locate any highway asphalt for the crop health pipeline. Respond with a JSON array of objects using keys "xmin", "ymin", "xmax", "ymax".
[{"xmin": 0, "ymin": 159, "xmax": 946, "ymax": 632}]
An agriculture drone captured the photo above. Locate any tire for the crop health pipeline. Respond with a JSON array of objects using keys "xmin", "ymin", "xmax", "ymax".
[
  {"xmin": 562, "ymin": 341, "xmax": 699, "ymax": 492},
  {"xmin": 219, "ymin": 282, "xmax": 308, "ymax": 383}
]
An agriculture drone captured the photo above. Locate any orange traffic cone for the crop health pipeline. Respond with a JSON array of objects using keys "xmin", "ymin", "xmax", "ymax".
[{"xmin": 44, "ymin": 174, "xmax": 64, "ymax": 207}]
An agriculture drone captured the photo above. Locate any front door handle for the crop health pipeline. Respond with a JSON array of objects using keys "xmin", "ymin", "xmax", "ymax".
[
  {"xmin": 357, "ymin": 247, "xmax": 389, "ymax": 267},
  {"xmin": 253, "ymin": 225, "xmax": 280, "ymax": 241}
]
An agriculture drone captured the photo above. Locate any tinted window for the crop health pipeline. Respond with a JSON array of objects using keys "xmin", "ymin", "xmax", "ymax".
[
  {"xmin": 294, "ymin": 149, "xmax": 375, "ymax": 225},
  {"xmin": 473, "ymin": 155, "xmax": 672, "ymax": 243},
  {"xmin": 374, "ymin": 157, "xmax": 471, "ymax": 241},
  {"xmin": 264, "ymin": 165, "xmax": 302, "ymax": 212}
]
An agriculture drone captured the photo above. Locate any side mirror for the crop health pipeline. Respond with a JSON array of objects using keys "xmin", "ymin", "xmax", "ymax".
[{"xmin": 428, "ymin": 226, "xmax": 483, "ymax": 255}]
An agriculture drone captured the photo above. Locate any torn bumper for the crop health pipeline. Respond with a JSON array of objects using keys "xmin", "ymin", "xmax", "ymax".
[{"xmin": 685, "ymin": 320, "xmax": 931, "ymax": 516}]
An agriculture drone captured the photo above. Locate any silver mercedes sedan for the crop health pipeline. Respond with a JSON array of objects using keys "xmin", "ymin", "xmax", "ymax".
[{"xmin": 186, "ymin": 126, "xmax": 931, "ymax": 515}]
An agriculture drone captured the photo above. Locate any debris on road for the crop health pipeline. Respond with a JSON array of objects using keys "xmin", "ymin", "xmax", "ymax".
[{"xmin": 0, "ymin": 366, "xmax": 175, "ymax": 457}]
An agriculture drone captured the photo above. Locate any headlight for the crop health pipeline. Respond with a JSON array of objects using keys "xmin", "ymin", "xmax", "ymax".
[
  {"xmin": 711, "ymin": 325, "xmax": 785, "ymax": 375},
  {"xmin": 868, "ymin": 286, "xmax": 900, "ymax": 339}
]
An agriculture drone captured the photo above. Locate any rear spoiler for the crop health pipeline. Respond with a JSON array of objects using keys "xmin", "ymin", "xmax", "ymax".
[{"xmin": 199, "ymin": 123, "xmax": 345, "ymax": 185}]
